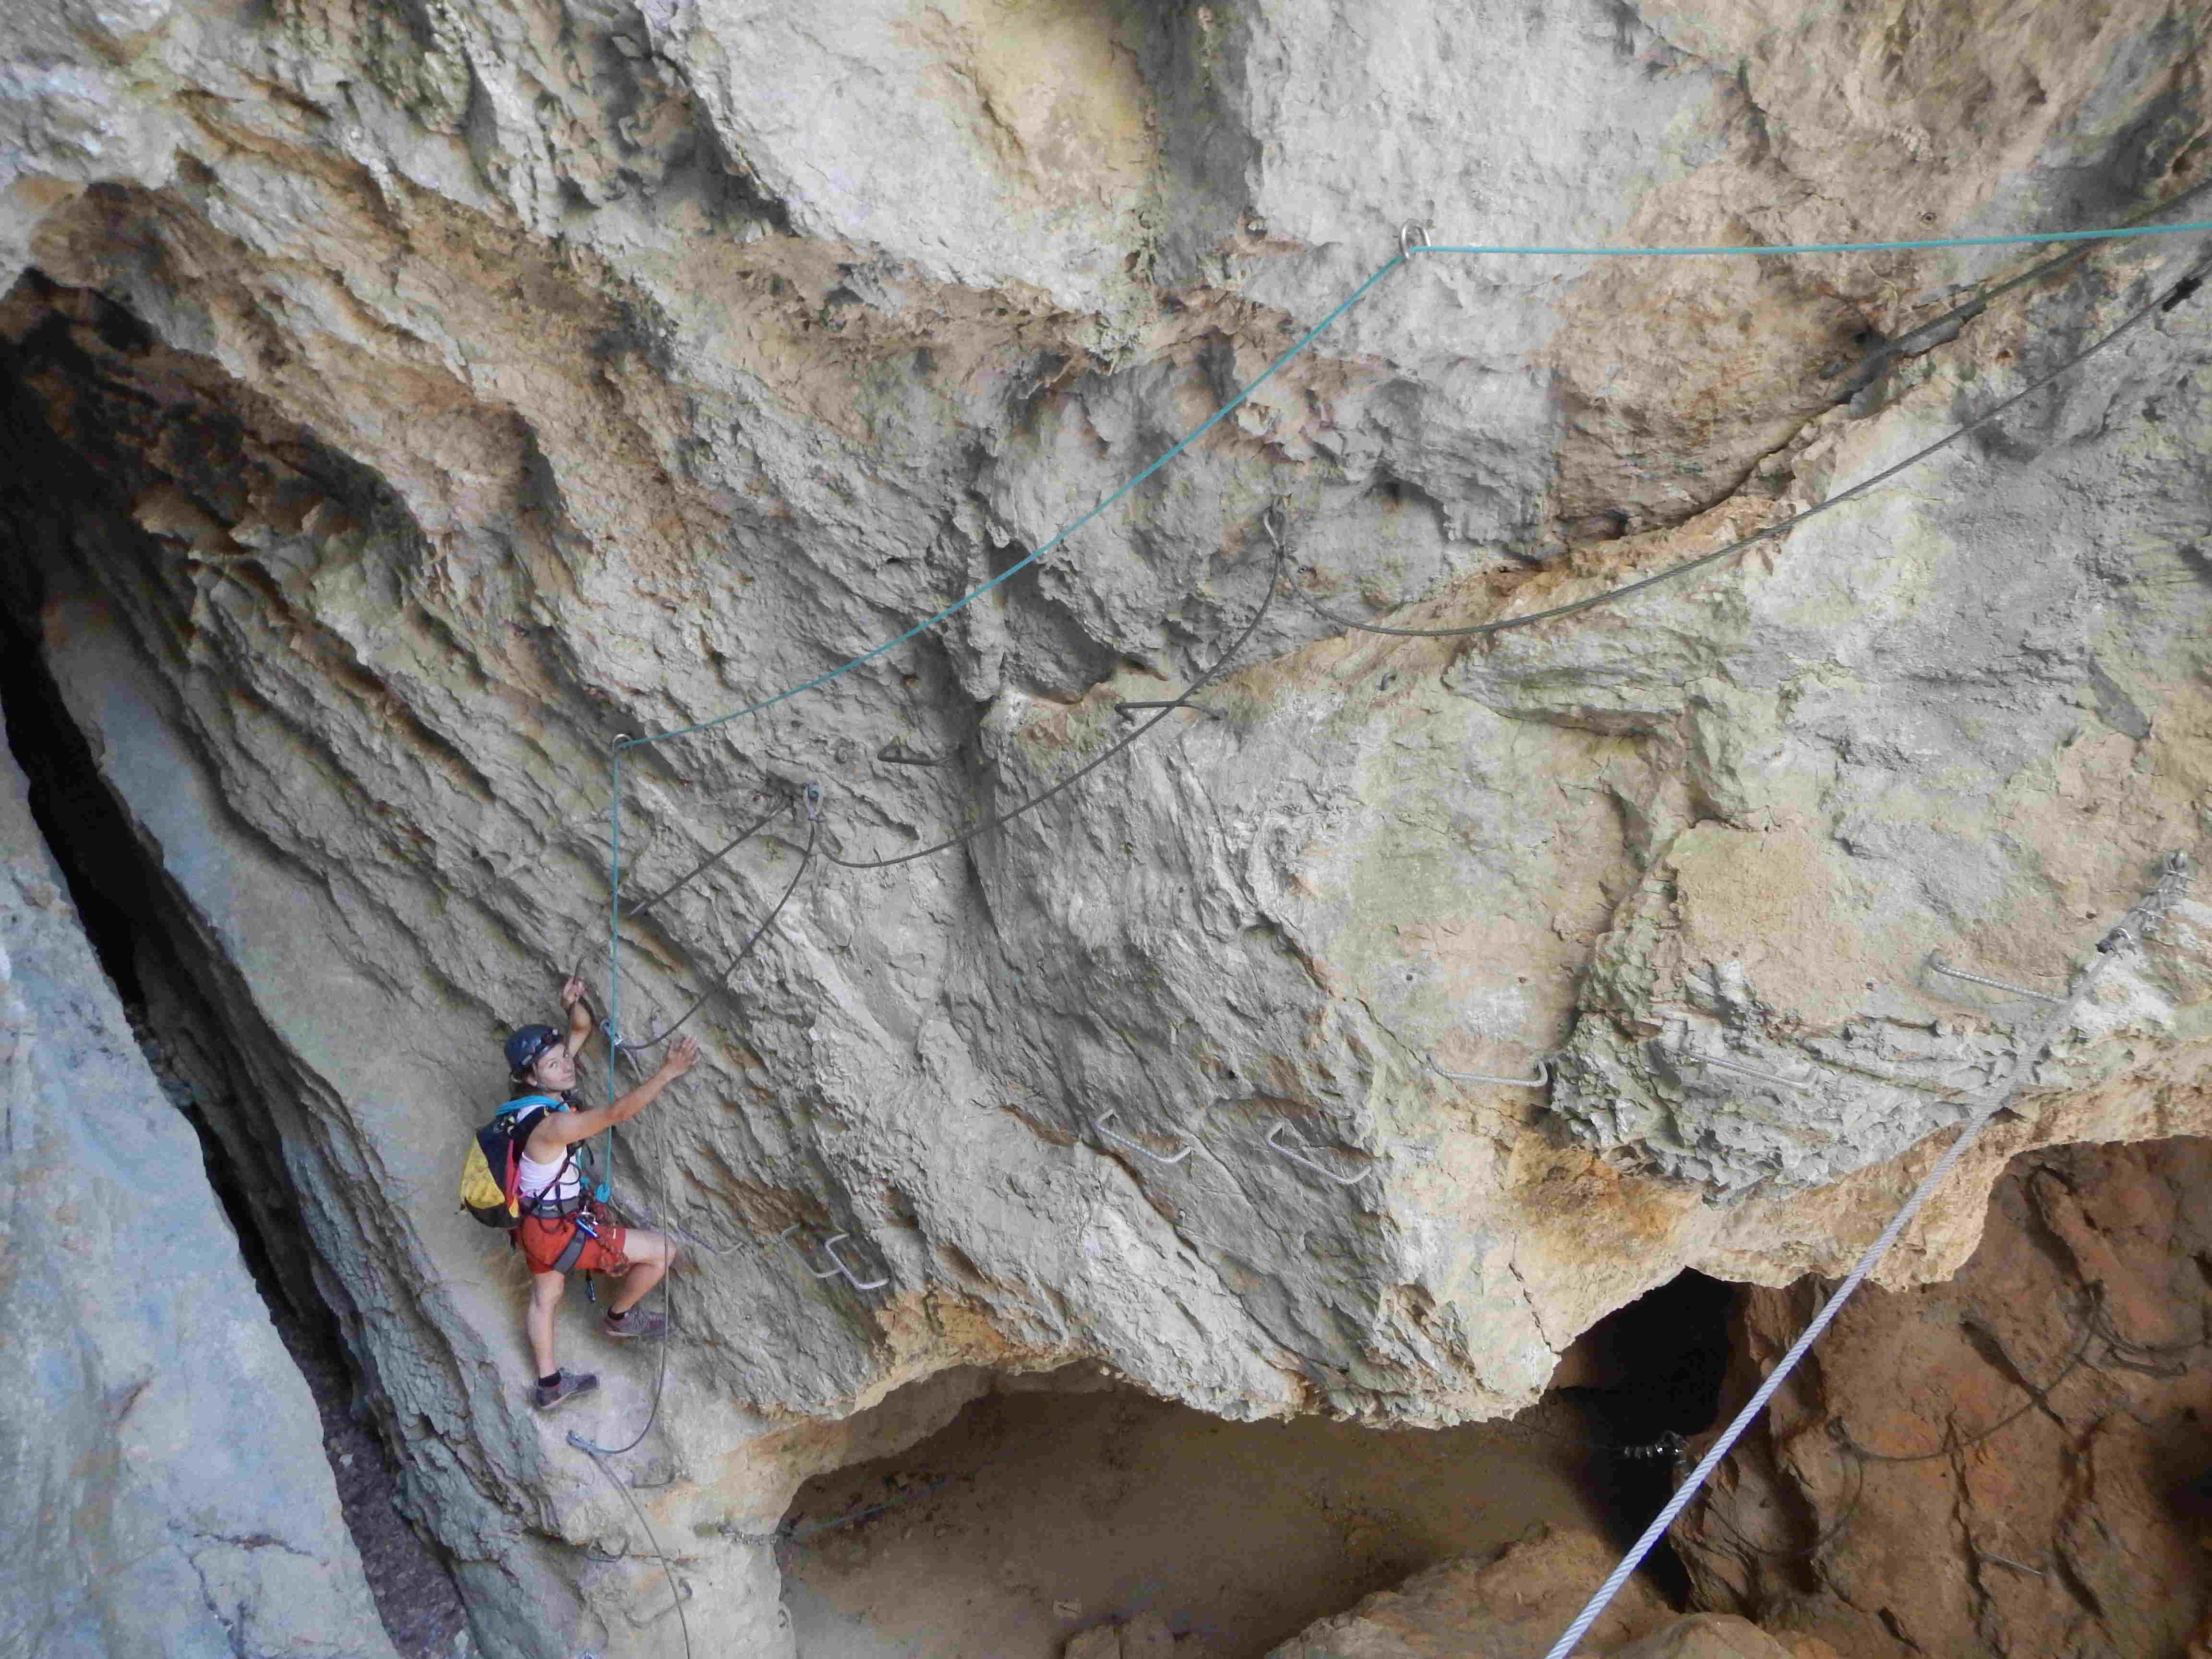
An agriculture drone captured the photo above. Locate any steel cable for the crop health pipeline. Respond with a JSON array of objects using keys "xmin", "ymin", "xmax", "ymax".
[
  {"xmin": 1298, "ymin": 268, "xmax": 2204, "ymax": 643},
  {"xmin": 617, "ymin": 818, "xmax": 819, "ymax": 1050},
  {"xmin": 823, "ymin": 539, "xmax": 1286, "ymax": 870}
]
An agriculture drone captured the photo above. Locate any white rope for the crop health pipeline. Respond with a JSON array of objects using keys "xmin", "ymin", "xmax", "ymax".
[{"xmin": 1540, "ymin": 853, "xmax": 2189, "ymax": 1659}]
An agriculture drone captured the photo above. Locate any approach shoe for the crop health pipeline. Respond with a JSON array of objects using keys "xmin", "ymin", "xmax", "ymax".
[
  {"xmin": 531, "ymin": 1369, "xmax": 599, "ymax": 1411},
  {"xmin": 601, "ymin": 1306, "xmax": 667, "ymax": 1341}
]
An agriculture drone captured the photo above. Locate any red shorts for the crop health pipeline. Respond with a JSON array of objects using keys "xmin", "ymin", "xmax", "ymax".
[{"xmin": 517, "ymin": 1208, "xmax": 630, "ymax": 1277}]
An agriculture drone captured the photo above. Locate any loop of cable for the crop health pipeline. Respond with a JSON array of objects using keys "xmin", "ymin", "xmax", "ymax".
[{"xmin": 622, "ymin": 260, "xmax": 1403, "ymax": 750}]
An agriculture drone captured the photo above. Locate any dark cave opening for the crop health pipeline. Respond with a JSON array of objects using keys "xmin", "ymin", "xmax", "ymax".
[
  {"xmin": 769, "ymin": 1272, "xmax": 1738, "ymax": 1659},
  {"xmin": 0, "ymin": 346, "xmax": 469, "ymax": 1659},
  {"xmin": 1550, "ymin": 1268, "xmax": 1739, "ymax": 1604}
]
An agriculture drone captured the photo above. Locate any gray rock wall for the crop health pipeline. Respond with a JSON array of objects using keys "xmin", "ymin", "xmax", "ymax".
[{"xmin": 0, "ymin": 705, "xmax": 395, "ymax": 1658}]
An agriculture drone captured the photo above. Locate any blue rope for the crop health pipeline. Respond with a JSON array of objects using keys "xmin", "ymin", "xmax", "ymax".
[
  {"xmin": 1415, "ymin": 222, "xmax": 2212, "ymax": 257},
  {"xmin": 603, "ymin": 745, "xmax": 623, "ymax": 1197},
  {"xmin": 619, "ymin": 252, "xmax": 1410, "ymax": 749}
]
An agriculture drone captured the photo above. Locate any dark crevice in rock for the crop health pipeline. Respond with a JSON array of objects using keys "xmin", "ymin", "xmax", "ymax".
[
  {"xmin": 1550, "ymin": 1269, "xmax": 1738, "ymax": 1606},
  {"xmin": 0, "ymin": 533, "xmax": 468, "ymax": 1659}
]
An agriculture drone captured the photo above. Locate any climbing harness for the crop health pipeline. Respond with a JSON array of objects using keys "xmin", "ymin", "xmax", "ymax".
[{"xmin": 1537, "ymin": 852, "xmax": 2191, "ymax": 1659}]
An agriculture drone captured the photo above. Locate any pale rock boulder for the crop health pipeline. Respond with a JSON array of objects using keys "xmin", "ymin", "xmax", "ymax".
[{"xmin": 0, "ymin": 708, "xmax": 394, "ymax": 1658}]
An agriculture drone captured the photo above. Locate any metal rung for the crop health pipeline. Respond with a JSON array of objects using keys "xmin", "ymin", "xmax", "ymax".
[
  {"xmin": 1265, "ymin": 1121, "xmax": 1374, "ymax": 1186},
  {"xmin": 1927, "ymin": 954, "xmax": 2062, "ymax": 1004},
  {"xmin": 877, "ymin": 743, "xmax": 946, "ymax": 767},
  {"xmin": 1116, "ymin": 699, "xmax": 1222, "ymax": 720},
  {"xmin": 1432, "ymin": 1056, "xmax": 1551, "ymax": 1089},
  {"xmin": 778, "ymin": 1225, "xmax": 890, "ymax": 1290},
  {"xmin": 1094, "ymin": 1109, "xmax": 1194, "ymax": 1166},
  {"xmin": 1683, "ymin": 1047, "xmax": 1807, "ymax": 1092}
]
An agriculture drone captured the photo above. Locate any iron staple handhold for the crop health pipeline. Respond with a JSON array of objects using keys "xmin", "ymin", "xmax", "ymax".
[
  {"xmin": 1927, "ymin": 953, "xmax": 2063, "ymax": 1003},
  {"xmin": 1094, "ymin": 1109, "xmax": 1195, "ymax": 1166},
  {"xmin": 1265, "ymin": 1120, "xmax": 1375, "ymax": 1186},
  {"xmin": 1432, "ymin": 1056, "xmax": 1551, "ymax": 1089},
  {"xmin": 877, "ymin": 743, "xmax": 946, "ymax": 766},
  {"xmin": 819, "ymin": 1232, "xmax": 890, "ymax": 1291},
  {"xmin": 779, "ymin": 1223, "xmax": 888, "ymax": 1290}
]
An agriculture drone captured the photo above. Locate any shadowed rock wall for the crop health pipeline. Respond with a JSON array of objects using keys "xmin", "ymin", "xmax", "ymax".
[{"xmin": 0, "ymin": 703, "xmax": 395, "ymax": 1658}]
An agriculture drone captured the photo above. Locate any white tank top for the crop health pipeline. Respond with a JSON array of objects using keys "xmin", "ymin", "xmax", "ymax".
[
  {"xmin": 517, "ymin": 1149, "xmax": 581, "ymax": 1205},
  {"xmin": 515, "ymin": 1105, "xmax": 581, "ymax": 1206}
]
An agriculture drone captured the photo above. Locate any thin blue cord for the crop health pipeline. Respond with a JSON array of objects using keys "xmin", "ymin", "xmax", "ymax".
[
  {"xmin": 1415, "ymin": 222, "xmax": 2212, "ymax": 256},
  {"xmin": 618, "ymin": 213, "xmax": 2207, "ymax": 753},
  {"xmin": 603, "ymin": 745, "xmax": 622, "ymax": 1200},
  {"xmin": 621, "ymin": 252, "xmax": 1410, "ymax": 749}
]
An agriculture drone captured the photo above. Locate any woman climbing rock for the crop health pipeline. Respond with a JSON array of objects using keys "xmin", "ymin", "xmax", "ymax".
[{"xmin": 502, "ymin": 977, "xmax": 696, "ymax": 1410}]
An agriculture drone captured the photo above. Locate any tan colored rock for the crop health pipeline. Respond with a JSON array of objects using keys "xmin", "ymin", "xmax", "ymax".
[
  {"xmin": 1680, "ymin": 1137, "xmax": 2212, "ymax": 1657},
  {"xmin": 1264, "ymin": 1526, "xmax": 1671, "ymax": 1657},
  {"xmin": 1611, "ymin": 1614, "xmax": 1796, "ymax": 1659},
  {"xmin": 1066, "ymin": 1625, "xmax": 1127, "ymax": 1659}
]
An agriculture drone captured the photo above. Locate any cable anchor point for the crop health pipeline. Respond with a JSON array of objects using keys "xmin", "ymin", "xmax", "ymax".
[
  {"xmin": 803, "ymin": 780, "xmax": 825, "ymax": 823},
  {"xmin": 1399, "ymin": 220, "xmax": 1430, "ymax": 260}
]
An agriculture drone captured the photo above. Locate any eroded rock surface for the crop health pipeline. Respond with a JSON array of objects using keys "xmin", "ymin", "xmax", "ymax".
[
  {"xmin": 1679, "ymin": 1137, "xmax": 2212, "ymax": 1657},
  {"xmin": 0, "ymin": 709, "xmax": 395, "ymax": 1658},
  {"xmin": 1262, "ymin": 1527, "xmax": 1672, "ymax": 1659},
  {"xmin": 3, "ymin": 0, "xmax": 2212, "ymax": 1654}
]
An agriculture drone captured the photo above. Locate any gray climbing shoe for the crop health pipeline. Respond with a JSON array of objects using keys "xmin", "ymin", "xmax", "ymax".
[
  {"xmin": 531, "ymin": 1370, "xmax": 599, "ymax": 1411},
  {"xmin": 601, "ymin": 1306, "xmax": 667, "ymax": 1341}
]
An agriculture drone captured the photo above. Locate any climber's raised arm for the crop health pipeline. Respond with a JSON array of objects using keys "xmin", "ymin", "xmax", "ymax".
[{"xmin": 526, "ymin": 1035, "xmax": 698, "ymax": 1154}]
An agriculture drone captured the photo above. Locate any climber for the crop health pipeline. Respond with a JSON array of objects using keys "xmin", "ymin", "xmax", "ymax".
[{"xmin": 504, "ymin": 976, "xmax": 697, "ymax": 1411}]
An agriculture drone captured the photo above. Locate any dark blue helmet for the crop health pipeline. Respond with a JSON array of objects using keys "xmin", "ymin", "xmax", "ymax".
[{"xmin": 505, "ymin": 1024, "xmax": 563, "ymax": 1078}]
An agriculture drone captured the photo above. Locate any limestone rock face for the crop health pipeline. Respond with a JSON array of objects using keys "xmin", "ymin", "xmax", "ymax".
[
  {"xmin": 0, "ymin": 713, "xmax": 395, "ymax": 1658},
  {"xmin": 4, "ymin": 0, "xmax": 2212, "ymax": 1655},
  {"xmin": 1678, "ymin": 1138, "xmax": 2212, "ymax": 1657}
]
